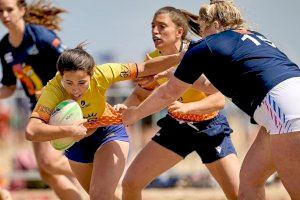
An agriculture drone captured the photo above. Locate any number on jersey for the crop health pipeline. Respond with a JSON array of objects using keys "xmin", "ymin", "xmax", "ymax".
[{"xmin": 241, "ymin": 34, "xmax": 276, "ymax": 48}]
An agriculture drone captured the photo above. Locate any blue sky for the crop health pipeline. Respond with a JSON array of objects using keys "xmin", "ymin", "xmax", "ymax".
[{"xmin": 1, "ymin": 0, "xmax": 299, "ymax": 65}]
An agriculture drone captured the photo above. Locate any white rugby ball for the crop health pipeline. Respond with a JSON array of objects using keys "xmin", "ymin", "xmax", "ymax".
[{"xmin": 49, "ymin": 99, "xmax": 83, "ymax": 151}]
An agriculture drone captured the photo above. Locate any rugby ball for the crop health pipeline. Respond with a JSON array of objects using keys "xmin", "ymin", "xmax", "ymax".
[{"xmin": 49, "ymin": 100, "xmax": 83, "ymax": 151}]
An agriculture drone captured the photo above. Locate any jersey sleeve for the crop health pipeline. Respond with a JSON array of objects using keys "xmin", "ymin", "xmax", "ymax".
[
  {"xmin": 0, "ymin": 37, "xmax": 17, "ymax": 86},
  {"xmin": 31, "ymin": 75, "xmax": 65, "ymax": 123},
  {"xmin": 0, "ymin": 58, "xmax": 17, "ymax": 86},
  {"xmin": 174, "ymin": 40, "xmax": 209, "ymax": 84},
  {"xmin": 93, "ymin": 63, "xmax": 138, "ymax": 89}
]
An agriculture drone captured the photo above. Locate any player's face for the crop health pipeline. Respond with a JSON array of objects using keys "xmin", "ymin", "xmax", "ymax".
[
  {"xmin": 61, "ymin": 70, "xmax": 91, "ymax": 101},
  {"xmin": 0, "ymin": 0, "xmax": 25, "ymax": 29},
  {"xmin": 151, "ymin": 13, "xmax": 183, "ymax": 53}
]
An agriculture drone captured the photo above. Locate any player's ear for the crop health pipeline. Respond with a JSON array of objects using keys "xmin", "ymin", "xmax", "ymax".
[
  {"xmin": 212, "ymin": 20, "xmax": 221, "ymax": 31},
  {"xmin": 176, "ymin": 27, "xmax": 184, "ymax": 39}
]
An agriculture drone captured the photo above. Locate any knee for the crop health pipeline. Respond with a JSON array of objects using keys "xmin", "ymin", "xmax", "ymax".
[
  {"xmin": 239, "ymin": 166, "xmax": 265, "ymax": 188},
  {"xmin": 224, "ymin": 188, "xmax": 238, "ymax": 200},
  {"xmin": 238, "ymin": 169, "xmax": 266, "ymax": 199},
  {"xmin": 122, "ymin": 173, "xmax": 144, "ymax": 193},
  {"xmin": 36, "ymin": 156, "xmax": 56, "ymax": 173},
  {"xmin": 38, "ymin": 169, "xmax": 57, "ymax": 186}
]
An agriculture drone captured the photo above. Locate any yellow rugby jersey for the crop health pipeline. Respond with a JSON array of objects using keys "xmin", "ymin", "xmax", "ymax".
[
  {"xmin": 31, "ymin": 63, "xmax": 138, "ymax": 128},
  {"xmin": 146, "ymin": 50, "xmax": 218, "ymax": 122}
]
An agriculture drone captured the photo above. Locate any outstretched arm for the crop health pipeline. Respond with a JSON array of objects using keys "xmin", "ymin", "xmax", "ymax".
[
  {"xmin": 122, "ymin": 75, "xmax": 190, "ymax": 126},
  {"xmin": 114, "ymin": 85, "xmax": 152, "ymax": 112},
  {"xmin": 168, "ymin": 91, "xmax": 225, "ymax": 115},
  {"xmin": 136, "ymin": 53, "xmax": 182, "ymax": 77}
]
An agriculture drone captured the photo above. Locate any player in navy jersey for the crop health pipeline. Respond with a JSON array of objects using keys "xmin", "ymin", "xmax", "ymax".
[
  {"xmin": 0, "ymin": 0, "xmax": 84, "ymax": 199},
  {"xmin": 122, "ymin": 1, "xmax": 300, "ymax": 199}
]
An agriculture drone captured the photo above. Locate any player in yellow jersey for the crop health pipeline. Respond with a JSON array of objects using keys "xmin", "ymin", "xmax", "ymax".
[
  {"xmin": 0, "ymin": 0, "xmax": 84, "ymax": 199},
  {"xmin": 25, "ymin": 43, "xmax": 181, "ymax": 199},
  {"xmin": 120, "ymin": 7, "xmax": 240, "ymax": 200}
]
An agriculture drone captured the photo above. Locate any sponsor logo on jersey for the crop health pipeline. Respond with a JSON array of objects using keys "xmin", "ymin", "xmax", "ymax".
[
  {"xmin": 4, "ymin": 52, "xmax": 13, "ymax": 63},
  {"xmin": 27, "ymin": 44, "xmax": 39, "ymax": 55},
  {"xmin": 120, "ymin": 66, "xmax": 130, "ymax": 78},
  {"xmin": 80, "ymin": 100, "xmax": 90, "ymax": 108},
  {"xmin": 84, "ymin": 113, "xmax": 98, "ymax": 123}
]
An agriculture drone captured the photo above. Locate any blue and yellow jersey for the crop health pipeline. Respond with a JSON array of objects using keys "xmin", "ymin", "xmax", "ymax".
[
  {"xmin": 145, "ymin": 49, "xmax": 217, "ymax": 122},
  {"xmin": 0, "ymin": 24, "xmax": 66, "ymax": 109},
  {"xmin": 31, "ymin": 63, "xmax": 138, "ymax": 128}
]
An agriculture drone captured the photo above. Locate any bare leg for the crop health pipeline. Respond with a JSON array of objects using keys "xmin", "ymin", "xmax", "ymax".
[
  {"xmin": 33, "ymin": 142, "xmax": 83, "ymax": 200},
  {"xmin": 238, "ymin": 127, "xmax": 276, "ymax": 200},
  {"xmin": 270, "ymin": 131, "xmax": 300, "ymax": 199},
  {"xmin": 206, "ymin": 153, "xmax": 240, "ymax": 200},
  {"xmin": 68, "ymin": 160, "xmax": 93, "ymax": 193},
  {"xmin": 89, "ymin": 141, "xmax": 129, "ymax": 200},
  {"xmin": 122, "ymin": 141, "xmax": 182, "ymax": 200}
]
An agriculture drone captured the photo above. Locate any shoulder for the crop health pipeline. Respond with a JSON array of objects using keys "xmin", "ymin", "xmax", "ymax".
[
  {"xmin": 186, "ymin": 38, "xmax": 209, "ymax": 55},
  {"xmin": 202, "ymin": 30, "xmax": 241, "ymax": 54},
  {"xmin": 27, "ymin": 24, "xmax": 57, "ymax": 41},
  {"xmin": 27, "ymin": 24, "xmax": 53, "ymax": 34}
]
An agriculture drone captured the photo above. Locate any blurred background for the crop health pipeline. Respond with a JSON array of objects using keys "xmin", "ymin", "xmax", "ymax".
[{"xmin": 0, "ymin": 0, "xmax": 299, "ymax": 199}]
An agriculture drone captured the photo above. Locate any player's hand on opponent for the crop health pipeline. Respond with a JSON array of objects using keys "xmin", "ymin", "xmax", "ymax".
[
  {"xmin": 135, "ymin": 75, "xmax": 155, "ymax": 87},
  {"xmin": 68, "ymin": 119, "xmax": 87, "ymax": 141},
  {"xmin": 121, "ymin": 106, "xmax": 138, "ymax": 126},
  {"xmin": 168, "ymin": 101, "xmax": 190, "ymax": 114},
  {"xmin": 136, "ymin": 67, "xmax": 175, "ymax": 88},
  {"xmin": 113, "ymin": 104, "xmax": 128, "ymax": 112},
  {"xmin": 154, "ymin": 67, "xmax": 176, "ymax": 80}
]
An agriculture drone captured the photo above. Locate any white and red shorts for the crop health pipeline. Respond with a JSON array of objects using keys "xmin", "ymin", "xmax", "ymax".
[{"xmin": 253, "ymin": 77, "xmax": 300, "ymax": 134}]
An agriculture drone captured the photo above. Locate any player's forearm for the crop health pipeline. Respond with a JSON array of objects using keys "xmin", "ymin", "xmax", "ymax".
[
  {"xmin": 26, "ymin": 119, "xmax": 71, "ymax": 142},
  {"xmin": 192, "ymin": 75, "xmax": 218, "ymax": 94},
  {"xmin": 185, "ymin": 92, "xmax": 225, "ymax": 115},
  {"xmin": 137, "ymin": 53, "xmax": 181, "ymax": 77},
  {"xmin": 123, "ymin": 86, "xmax": 151, "ymax": 107},
  {"xmin": 135, "ymin": 80, "xmax": 185, "ymax": 121}
]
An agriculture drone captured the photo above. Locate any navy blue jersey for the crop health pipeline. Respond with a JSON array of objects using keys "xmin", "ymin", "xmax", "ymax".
[
  {"xmin": 0, "ymin": 24, "xmax": 65, "ymax": 108},
  {"xmin": 175, "ymin": 29, "xmax": 300, "ymax": 117}
]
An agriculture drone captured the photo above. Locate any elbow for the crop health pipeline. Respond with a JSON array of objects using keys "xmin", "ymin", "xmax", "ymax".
[
  {"xmin": 25, "ymin": 123, "xmax": 38, "ymax": 141},
  {"xmin": 25, "ymin": 127, "xmax": 35, "ymax": 141},
  {"xmin": 216, "ymin": 101, "xmax": 225, "ymax": 110},
  {"xmin": 216, "ymin": 94, "xmax": 226, "ymax": 110}
]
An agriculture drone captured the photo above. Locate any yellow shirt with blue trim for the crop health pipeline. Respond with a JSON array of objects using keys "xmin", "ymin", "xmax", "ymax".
[
  {"xmin": 31, "ymin": 63, "xmax": 137, "ymax": 128},
  {"xmin": 146, "ymin": 50, "xmax": 218, "ymax": 122}
]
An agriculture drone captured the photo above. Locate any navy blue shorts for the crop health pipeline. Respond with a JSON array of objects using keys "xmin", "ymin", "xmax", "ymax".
[
  {"xmin": 65, "ymin": 125, "xmax": 129, "ymax": 163},
  {"xmin": 152, "ymin": 114, "xmax": 236, "ymax": 163}
]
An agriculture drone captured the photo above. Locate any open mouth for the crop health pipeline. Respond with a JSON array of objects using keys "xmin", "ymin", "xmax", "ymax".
[
  {"xmin": 72, "ymin": 93, "xmax": 82, "ymax": 100},
  {"xmin": 3, "ymin": 20, "xmax": 11, "ymax": 25},
  {"xmin": 153, "ymin": 35, "xmax": 161, "ymax": 40},
  {"xmin": 152, "ymin": 36, "xmax": 163, "ymax": 45}
]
